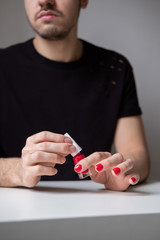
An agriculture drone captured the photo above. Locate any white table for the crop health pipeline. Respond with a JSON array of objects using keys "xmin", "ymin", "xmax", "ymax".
[{"xmin": 0, "ymin": 180, "xmax": 160, "ymax": 240}]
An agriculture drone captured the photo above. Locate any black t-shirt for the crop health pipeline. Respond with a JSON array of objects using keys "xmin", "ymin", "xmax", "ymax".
[{"xmin": 0, "ymin": 39, "xmax": 141, "ymax": 180}]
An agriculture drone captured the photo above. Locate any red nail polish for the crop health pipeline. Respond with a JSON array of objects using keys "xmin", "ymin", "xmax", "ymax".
[
  {"xmin": 131, "ymin": 177, "xmax": 136, "ymax": 183},
  {"xmin": 112, "ymin": 167, "xmax": 121, "ymax": 175},
  {"xmin": 73, "ymin": 153, "xmax": 89, "ymax": 175},
  {"xmin": 74, "ymin": 164, "xmax": 82, "ymax": 173},
  {"xmin": 73, "ymin": 153, "xmax": 85, "ymax": 163},
  {"xmin": 95, "ymin": 163, "xmax": 103, "ymax": 172},
  {"xmin": 64, "ymin": 133, "xmax": 90, "ymax": 179}
]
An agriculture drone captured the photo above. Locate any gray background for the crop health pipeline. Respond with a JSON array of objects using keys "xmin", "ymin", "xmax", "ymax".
[{"xmin": 0, "ymin": 0, "xmax": 160, "ymax": 180}]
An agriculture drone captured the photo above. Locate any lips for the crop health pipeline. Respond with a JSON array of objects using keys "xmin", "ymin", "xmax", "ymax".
[{"xmin": 38, "ymin": 10, "xmax": 59, "ymax": 19}]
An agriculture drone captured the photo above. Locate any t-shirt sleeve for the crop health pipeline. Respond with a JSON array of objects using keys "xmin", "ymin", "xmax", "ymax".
[
  {"xmin": 119, "ymin": 62, "xmax": 142, "ymax": 118},
  {"xmin": 0, "ymin": 146, "xmax": 7, "ymax": 158}
]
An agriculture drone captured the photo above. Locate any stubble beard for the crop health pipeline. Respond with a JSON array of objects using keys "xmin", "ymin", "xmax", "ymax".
[
  {"xmin": 33, "ymin": 22, "xmax": 75, "ymax": 41},
  {"xmin": 27, "ymin": 5, "xmax": 81, "ymax": 41}
]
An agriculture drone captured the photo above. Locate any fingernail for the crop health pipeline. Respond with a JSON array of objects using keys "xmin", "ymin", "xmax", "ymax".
[
  {"xmin": 95, "ymin": 163, "xmax": 103, "ymax": 172},
  {"xmin": 74, "ymin": 164, "xmax": 82, "ymax": 173},
  {"xmin": 64, "ymin": 137, "xmax": 72, "ymax": 143},
  {"xmin": 81, "ymin": 169, "xmax": 89, "ymax": 174},
  {"xmin": 69, "ymin": 145, "xmax": 76, "ymax": 153},
  {"xmin": 130, "ymin": 177, "xmax": 136, "ymax": 183},
  {"xmin": 112, "ymin": 167, "xmax": 121, "ymax": 175}
]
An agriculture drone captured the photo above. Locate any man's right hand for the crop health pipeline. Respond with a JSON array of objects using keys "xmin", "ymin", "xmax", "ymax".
[{"xmin": 20, "ymin": 131, "xmax": 76, "ymax": 188}]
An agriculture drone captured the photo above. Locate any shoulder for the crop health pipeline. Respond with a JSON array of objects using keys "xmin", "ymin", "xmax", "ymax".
[
  {"xmin": 82, "ymin": 39, "xmax": 132, "ymax": 71},
  {"xmin": 0, "ymin": 39, "xmax": 33, "ymax": 64}
]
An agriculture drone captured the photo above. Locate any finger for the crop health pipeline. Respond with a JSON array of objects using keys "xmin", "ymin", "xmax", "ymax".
[
  {"xmin": 31, "ymin": 165, "xmax": 58, "ymax": 176},
  {"xmin": 27, "ymin": 142, "xmax": 76, "ymax": 156},
  {"xmin": 40, "ymin": 162, "xmax": 56, "ymax": 168},
  {"xmin": 112, "ymin": 158, "xmax": 134, "ymax": 176},
  {"xmin": 26, "ymin": 131, "xmax": 72, "ymax": 144},
  {"xmin": 30, "ymin": 151, "xmax": 66, "ymax": 165},
  {"xmin": 127, "ymin": 174, "xmax": 140, "ymax": 185},
  {"xmin": 74, "ymin": 152, "xmax": 111, "ymax": 173},
  {"xmin": 95, "ymin": 153, "xmax": 124, "ymax": 173},
  {"xmin": 114, "ymin": 174, "xmax": 140, "ymax": 190}
]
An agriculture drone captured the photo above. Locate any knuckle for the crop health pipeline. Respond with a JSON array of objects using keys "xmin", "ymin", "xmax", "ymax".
[
  {"xmin": 123, "ymin": 161, "xmax": 128, "ymax": 171},
  {"xmin": 39, "ymin": 142, "xmax": 48, "ymax": 151},
  {"xmin": 32, "ymin": 151, "xmax": 41, "ymax": 160},
  {"xmin": 122, "ymin": 159, "xmax": 133, "ymax": 171},
  {"xmin": 56, "ymin": 155, "xmax": 63, "ymax": 163},
  {"xmin": 107, "ymin": 152, "xmax": 112, "ymax": 157},
  {"xmin": 116, "ymin": 153, "xmax": 123, "ymax": 161},
  {"xmin": 106, "ymin": 159, "xmax": 112, "ymax": 168},
  {"xmin": 26, "ymin": 136, "xmax": 32, "ymax": 144},
  {"xmin": 127, "ymin": 158, "xmax": 134, "ymax": 168},
  {"xmin": 40, "ymin": 131, "xmax": 49, "ymax": 140},
  {"xmin": 56, "ymin": 134, "xmax": 64, "ymax": 142},
  {"xmin": 22, "ymin": 147, "xmax": 27, "ymax": 154},
  {"xmin": 50, "ymin": 168, "xmax": 57, "ymax": 176},
  {"xmin": 60, "ymin": 143, "xmax": 69, "ymax": 153},
  {"xmin": 22, "ymin": 146, "xmax": 32, "ymax": 157},
  {"xmin": 35, "ymin": 165, "xmax": 42, "ymax": 174},
  {"xmin": 56, "ymin": 154, "xmax": 61, "ymax": 161},
  {"xmin": 93, "ymin": 152, "xmax": 102, "ymax": 160}
]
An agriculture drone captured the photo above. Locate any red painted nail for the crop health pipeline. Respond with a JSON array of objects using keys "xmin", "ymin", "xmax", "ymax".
[
  {"xmin": 112, "ymin": 167, "xmax": 121, "ymax": 175},
  {"xmin": 95, "ymin": 163, "xmax": 103, "ymax": 172},
  {"xmin": 131, "ymin": 177, "xmax": 136, "ymax": 183},
  {"xmin": 81, "ymin": 170, "xmax": 89, "ymax": 174},
  {"xmin": 74, "ymin": 164, "xmax": 82, "ymax": 173}
]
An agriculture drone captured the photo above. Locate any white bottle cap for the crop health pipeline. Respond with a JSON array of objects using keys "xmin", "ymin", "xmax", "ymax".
[{"xmin": 64, "ymin": 133, "xmax": 82, "ymax": 157}]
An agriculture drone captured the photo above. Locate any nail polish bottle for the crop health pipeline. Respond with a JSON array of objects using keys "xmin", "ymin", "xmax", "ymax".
[{"xmin": 64, "ymin": 133, "xmax": 90, "ymax": 179}]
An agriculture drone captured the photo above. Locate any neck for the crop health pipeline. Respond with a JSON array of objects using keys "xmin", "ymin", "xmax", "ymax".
[{"xmin": 33, "ymin": 34, "xmax": 83, "ymax": 63}]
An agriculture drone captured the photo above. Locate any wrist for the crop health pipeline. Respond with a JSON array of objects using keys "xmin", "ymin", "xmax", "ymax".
[{"xmin": 0, "ymin": 158, "xmax": 23, "ymax": 187}]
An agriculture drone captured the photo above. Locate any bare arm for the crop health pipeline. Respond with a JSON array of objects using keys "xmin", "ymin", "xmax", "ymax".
[
  {"xmin": 114, "ymin": 116, "xmax": 150, "ymax": 182},
  {"xmin": 0, "ymin": 157, "xmax": 22, "ymax": 187}
]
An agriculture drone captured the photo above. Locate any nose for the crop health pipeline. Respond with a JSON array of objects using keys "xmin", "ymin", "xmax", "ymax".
[{"xmin": 39, "ymin": 0, "xmax": 56, "ymax": 7}]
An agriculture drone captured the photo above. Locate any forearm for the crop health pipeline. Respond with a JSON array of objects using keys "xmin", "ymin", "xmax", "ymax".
[
  {"xmin": 114, "ymin": 116, "xmax": 150, "ymax": 184},
  {"xmin": 0, "ymin": 158, "xmax": 22, "ymax": 187},
  {"xmin": 122, "ymin": 148, "xmax": 150, "ymax": 182}
]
